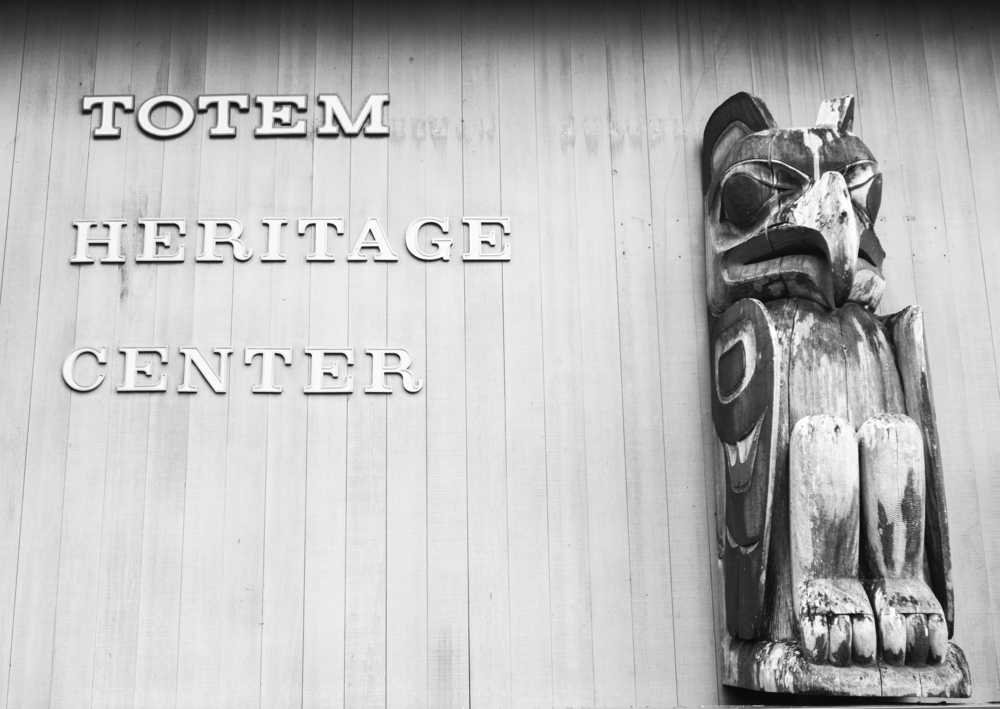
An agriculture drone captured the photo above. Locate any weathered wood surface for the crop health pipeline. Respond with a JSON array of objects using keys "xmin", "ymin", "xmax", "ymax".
[
  {"xmin": 702, "ymin": 85, "xmax": 970, "ymax": 696},
  {"xmin": 721, "ymin": 635, "xmax": 971, "ymax": 698},
  {"xmin": 888, "ymin": 307, "xmax": 955, "ymax": 634},
  {"xmin": 710, "ymin": 298, "xmax": 780, "ymax": 640},
  {"xmin": 789, "ymin": 415, "xmax": 873, "ymax": 668},
  {"xmin": 0, "ymin": 1, "xmax": 998, "ymax": 706}
]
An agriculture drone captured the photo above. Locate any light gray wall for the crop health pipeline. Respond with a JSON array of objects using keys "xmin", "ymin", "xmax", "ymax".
[{"xmin": 0, "ymin": 0, "xmax": 997, "ymax": 706}]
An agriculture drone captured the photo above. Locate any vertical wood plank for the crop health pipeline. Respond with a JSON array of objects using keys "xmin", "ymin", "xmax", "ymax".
[
  {"xmin": 0, "ymin": 1, "xmax": 27, "ymax": 285},
  {"xmin": 497, "ymin": 10, "xmax": 554, "ymax": 708},
  {"xmin": 568, "ymin": 9, "xmax": 635, "ymax": 708},
  {"xmin": 605, "ymin": 4, "xmax": 678, "ymax": 705},
  {"xmin": 258, "ymin": 5, "xmax": 314, "ymax": 707},
  {"xmin": 423, "ymin": 2, "xmax": 470, "ymax": 706},
  {"xmin": 642, "ymin": 1, "xmax": 721, "ymax": 704},
  {"xmin": 917, "ymin": 5, "xmax": 1000, "ymax": 699},
  {"xmin": 88, "ymin": 4, "xmax": 171, "ymax": 706},
  {"xmin": 705, "ymin": 0, "xmax": 753, "ymax": 101},
  {"xmin": 133, "ymin": 5, "xmax": 206, "ymax": 707},
  {"xmin": 747, "ymin": 0, "xmax": 791, "ymax": 124},
  {"xmin": 215, "ymin": 3, "xmax": 276, "ymax": 705},
  {"xmin": 953, "ymin": 10, "xmax": 1000, "ymax": 695},
  {"xmin": 303, "ymin": 3, "xmax": 351, "ymax": 707},
  {"xmin": 534, "ymin": 4, "xmax": 595, "ymax": 706},
  {"xmin": 3, "ymin": 7, "xmax": 94, "ymax": 708},
  {"xmin": 461, "ymin": 4, "xmax": 512, "ymax": 707},
  {"xmin": 344, "ymin": 3, "xmax": 389, "ymax": 706},
  {"xmin": 0, "ymin": 8, "xmax": 60, "ymax": 706},
  {"xmin": 781, "ymin": 0, "xmax": 824, "ymax": 125},
  {"xmin": 50, "ymin": 3, "xmax": 134, "ymax": 705},
  {"xmin": 385, "ymin": 3, "xmax": 428, "ymax": 707},
  {"xmin": 174, "ymin": 4, "xmax": 237, "ymax": 706}
]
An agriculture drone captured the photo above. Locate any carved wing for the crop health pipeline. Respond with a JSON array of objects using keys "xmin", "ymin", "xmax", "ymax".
[
  {"xmin": 711, "ymin": 298, "xmax": 782, "ymax": 639},
  {"xmin": 884, "ymin": 305, "xmax": 955, "ymax": 634}
]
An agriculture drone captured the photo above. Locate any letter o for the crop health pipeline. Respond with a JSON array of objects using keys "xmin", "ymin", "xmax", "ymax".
[{"xmin": 137, "ymin": 95, "xmax": 195, "ymax": 138}]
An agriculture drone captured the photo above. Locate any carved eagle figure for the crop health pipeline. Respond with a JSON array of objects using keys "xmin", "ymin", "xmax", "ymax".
[{"xmin": 702, "ymin": 93, "xmax": 955, "ymax": 675}]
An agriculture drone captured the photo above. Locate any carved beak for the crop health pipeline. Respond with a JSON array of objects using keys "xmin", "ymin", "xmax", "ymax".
[{"xmin": 787, "ymin": 171, "xmax": 859, "ymax": 307}]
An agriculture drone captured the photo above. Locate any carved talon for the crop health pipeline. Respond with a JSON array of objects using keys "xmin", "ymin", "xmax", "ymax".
[
  {"xmin": 871, "ymin": 579, "xmax": 947, "ymax": 666},
  {"xmin": 852, "ymin": 613, "xmax": 877, "ymax": 664},
  {"xmin": 800, "ymin": 610, "xmax": 877, "ymax": 666},
  {"xmin": 927, "ymin": 614, "xmax": 947, "ymax": 664},
  {"xmin": 797, "ymin": 578, "xmax": 876, "ymax": 666}
]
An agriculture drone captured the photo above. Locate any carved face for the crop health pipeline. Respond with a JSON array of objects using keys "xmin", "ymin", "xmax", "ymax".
[{"xmin": 702, "ymin": 93, "xmax": 886, "ymax": 315}]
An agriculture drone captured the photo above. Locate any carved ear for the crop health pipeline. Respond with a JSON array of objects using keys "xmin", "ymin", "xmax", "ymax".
[
  {"xmin": 702, "ymin": 92, "xmax": 776, "ymax": 193},
  {"xmin": 815, "ymin": 95, "xmax": 855, "ymax": 133}
]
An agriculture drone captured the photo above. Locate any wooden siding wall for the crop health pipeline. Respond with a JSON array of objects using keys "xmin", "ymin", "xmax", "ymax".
[{"xmin": 1, "ymin": 0, "xmax": 998, "ymax": 706}]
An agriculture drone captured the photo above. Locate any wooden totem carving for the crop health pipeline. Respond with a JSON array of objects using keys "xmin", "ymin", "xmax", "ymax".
[{"xmin": 703, "ymin": 93, "xmax": 971, "ymax": 697}]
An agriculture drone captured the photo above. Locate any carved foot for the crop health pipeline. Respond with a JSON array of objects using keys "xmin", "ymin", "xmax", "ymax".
[
  {"xmin": 870, "ymin": 578, "xmax": 947, "ymax": 666},
  {"xmin": 797, "ymin": 577, "xmax": 876, "ymax": 666}
]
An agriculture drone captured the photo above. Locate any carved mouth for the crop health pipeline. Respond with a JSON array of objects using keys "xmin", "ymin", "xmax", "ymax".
[
  {"xmin": 720, "ymin": 226, "xmax": 838, "ymax": 307},
  {"xmin": 726, "ymin": 227, "xmax": 831, "ymax": 268},
  {"xmin": 726, "ymin": 226, "xmax": 881, "ymax": 273}
]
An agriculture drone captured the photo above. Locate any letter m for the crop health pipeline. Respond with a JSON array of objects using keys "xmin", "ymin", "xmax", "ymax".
[{"xmin": 317, "ymin": 94, "xmax": 389, "ymax": 136}]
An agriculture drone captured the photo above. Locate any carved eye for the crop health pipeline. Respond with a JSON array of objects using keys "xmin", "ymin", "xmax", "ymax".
[
  {"xmin": 720, "ymin": 161, "xmax": 807, "ymax": 229},
  {"xmin": 721, "ymin": 174, "xmax": 772, "ymax": 228},
  {"xmin": 865, "ymin": 174, "xmax": 882, "ymax": 221},
  {"xmin": 844, "ymin": 161, "xmax": 882, "ymax": 224},
  {"xmin": 769, "ymin": 163, "xmax": 806, "ymax": 192}
]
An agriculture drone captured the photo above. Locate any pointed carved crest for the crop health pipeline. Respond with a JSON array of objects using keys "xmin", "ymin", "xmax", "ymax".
[{"xmin": 815, "ymin": 95, "xmax": 855, "ymax": 133}]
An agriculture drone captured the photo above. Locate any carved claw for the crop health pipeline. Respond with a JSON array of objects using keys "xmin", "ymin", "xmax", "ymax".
[
  {"xmin": 797, "ymin": 578, "xmax": 876, "ymax": 666},
  {"xmin": 871, "ymin": 579, "xmax": 947, "ymax": 666},
  {"xmin": 800, "ymin": 610, "xmax": 877, "ymax": 666},
  {"xmin": 852, "ymin": 614, "xmax": 877, "ymax": 665},
  {"xmin": 927, "ymin": 614, "xmax": 948, "ymax": 664},
  {"xmin": 828, "ymin": 615, "xmax": 852, "ymax": 666}
]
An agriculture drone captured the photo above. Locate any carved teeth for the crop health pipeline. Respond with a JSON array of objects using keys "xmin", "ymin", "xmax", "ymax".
[{"xmin": 724, "ymin": 413, "xmax": 765, "ymax": 474}]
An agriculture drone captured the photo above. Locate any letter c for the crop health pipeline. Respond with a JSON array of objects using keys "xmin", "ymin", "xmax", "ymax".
[{"xmin": 62, "ymin": 347, "xmax": 108, "ymax": 392}]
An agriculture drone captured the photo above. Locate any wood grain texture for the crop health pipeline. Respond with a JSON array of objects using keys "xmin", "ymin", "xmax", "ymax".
[
  {"xmin": 884, "ymin": 0, "xmax": 1000, "ymax": 696},
  {"xmin": 174, "ymin": 4, "xmax": 235, "ymax": 705},
  {"xmin": 952, "ymin": 3, "xmax": 1000, "ymax": 685},
  {"xmin": 0, "ymin": 7, "xmax": 61, "ymax": 706},
  {"xmin": 534, "ymin": 4, "xmax": 596, "ymax": 706},
  {"xmin": 642, "ymin": 2, "xmax": 720, "ymax": 704},
  {"xmin": 606, "ymin": 4, "xmax": 685, "ymax": 704},
  {"xmin": 918, "ymin": 2, "xmax": 1000, "ymax": 692},
  {"xmin": 4, "ymin": 7, "xmax": 95, "ymax": 708},
  {"xmin": 0, "ymin": 1, "xmax": 998, "ymax": 705},
  {"xmin": 462, "ymin": 5, "xmax": 513, "ymax": 707},
  {"xmin": 51, "ymin": 4, "xmax": 134, "ymax": 706},
  {"xmin": 133, "ymin": 7, "xmax": 205, "ymax": 708},
  {"xmin": 423, "ymin": 3, "xmax": 470, "ymax": 707},
  {"xmin": 386, "ymin": 4, "xmax": 429, "ymax": 709},
  {"xmin": 89, "ymin": 5, "xmax": 170, "ymax": 705},
  {"xmin": 497, "ymin": 12, "xmax": 554, "ymax": 708},
  {"xmin": 343, "ymin": 4, "xmax": 389, "ymax": 707},
  {"xmin": 570, "ymin": 8, "xmax": 633, "ymax": 708},
  {"xmin": 302, "ymin": 4, "xmax": 352, "ymax": 707},
  {"xmin": 216, "ymin": 4, "xmax": 274, "ymax": 705},
  {"xmin": 260, "ymin": 5, "xmax": 313, "ymax": 706}
]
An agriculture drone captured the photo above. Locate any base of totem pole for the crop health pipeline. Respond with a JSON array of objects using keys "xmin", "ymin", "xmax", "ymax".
[{"xmin": 721, "ymin": 634, "xmax": 971, "ymax": 698}]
